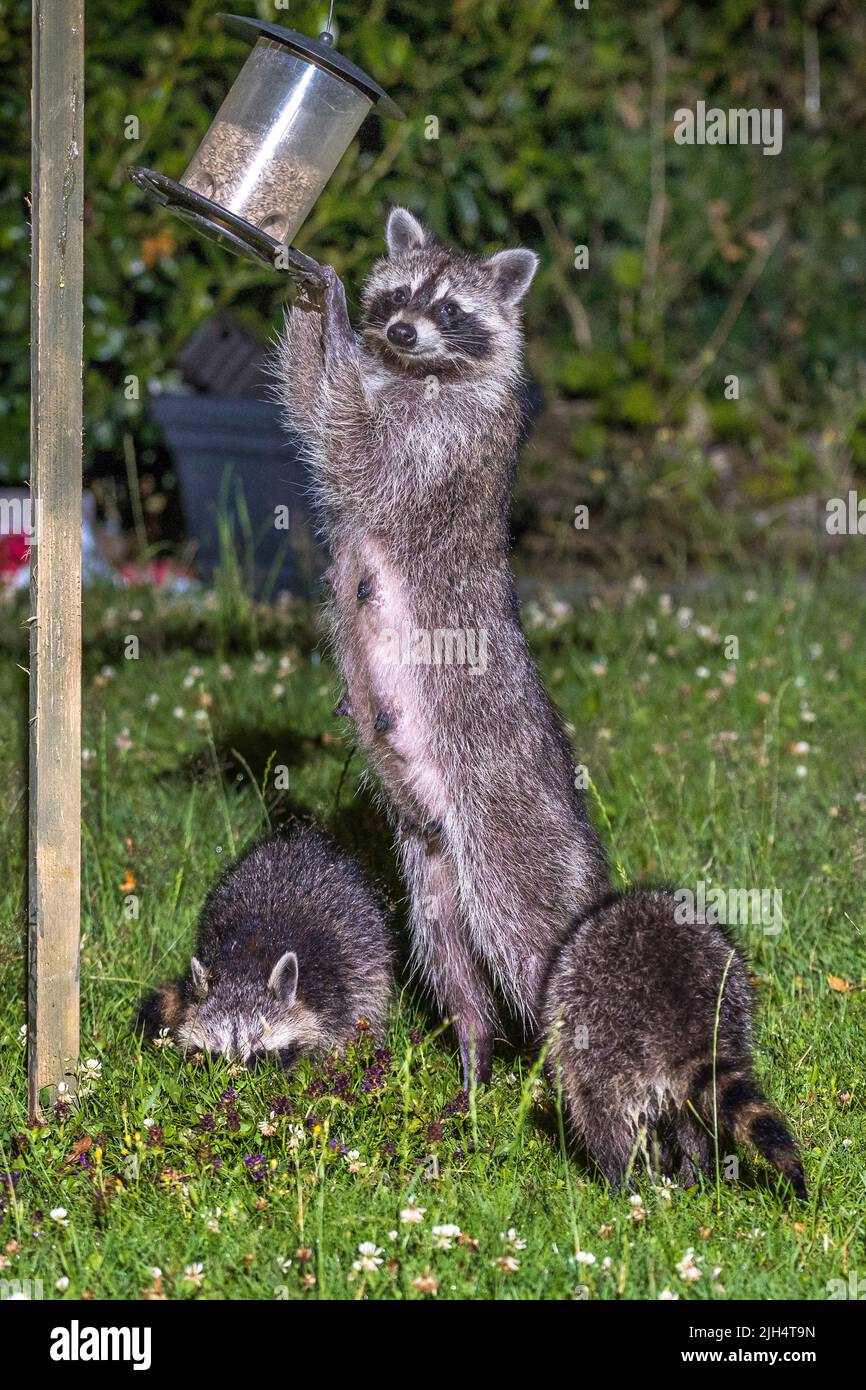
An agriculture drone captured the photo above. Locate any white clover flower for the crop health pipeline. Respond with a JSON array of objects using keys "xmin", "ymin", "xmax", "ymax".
[
  {"xmin": 400, "ymin": 1205, "xmax": 426, "ymax": 1225},
  {"xmin": 352, "ymin": 1242, "xmax": 383, "ymax": 1273},
  {"xmin": 56, "ymin": 1276, "xmax": 69, "ymax": 1291},
  {"xmin": 574, "ymin": 1250, "xmax": 596, "ymax": 1265},
  {"xmin": 183, "ymin": 1263, "xmax": 204, "ymax": 1286},
  {"xmin": 500, "ymin": 1228, "xmax": 527, "ymax": 1252},
  {"xmin": 276, "ymin": 1256, "xmax": 292, "ymax": 1275},
  {"xmin": 675, "ymin": 1248, "xmax": 702, "ymax": 1282},
  {"xmin": 627, "ymin": 1194, "xmax": 645, "ymax": 1221},
  {"xmin": 286, "ymin": 1124, "xmax": 304, "ymax": 1150},
  {"xmin": 431, "ymin": 1224, "xmax": 461, "ymax": 1250},
  {"xmin": 49, "ymin": 1208, "xmax": 69, "ymax": 1226},
  {"xmin": 658, "ymin": 1288, "xmax": 679, "ymax": 1300}
]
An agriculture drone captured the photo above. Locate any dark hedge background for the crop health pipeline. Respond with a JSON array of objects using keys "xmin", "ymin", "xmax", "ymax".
[{"xmin": 2, "ymin": 0, "xmax": 865, "ymax": 573}]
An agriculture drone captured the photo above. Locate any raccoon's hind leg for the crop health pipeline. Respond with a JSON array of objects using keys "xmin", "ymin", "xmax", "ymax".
[
  {"xmin": 674, "ymin": 1108, "xmax": 714, "ymax": 1188},
  {"xmin": 572, "ymin": 1112, "xmax": 638, "ymax": 1193},
  {"xmin": 399, "ymin": 830, "xmax": 496, "ymax": 1088}
]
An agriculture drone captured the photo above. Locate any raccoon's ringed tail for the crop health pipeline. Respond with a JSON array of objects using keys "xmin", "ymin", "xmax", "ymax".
[{"xmin": 695, "ymin": 1062, "xmax": 807, "ymax": 1200}]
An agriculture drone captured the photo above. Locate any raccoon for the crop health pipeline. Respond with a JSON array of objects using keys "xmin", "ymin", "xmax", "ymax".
[
  {"xmin": 278, "ymin": 209, "xmax": 608, "ymax": 1085},
  {"xmin": 137, "ymin": 826, "xmax": 392, "ymax": 1065},
  {"xmin": 540, "ymin": 888, "xmax": 806, "ymax": 1198}
]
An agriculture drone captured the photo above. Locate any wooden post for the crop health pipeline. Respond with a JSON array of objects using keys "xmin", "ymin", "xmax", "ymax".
[{"xmin": 28, "ymin": 0, "xmax": 84, "ymax": 1120}]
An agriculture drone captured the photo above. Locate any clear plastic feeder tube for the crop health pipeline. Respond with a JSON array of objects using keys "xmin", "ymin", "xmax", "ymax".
[{"xmin": 180, "ymin": 37, "xmax": 373, "ymax": 246}]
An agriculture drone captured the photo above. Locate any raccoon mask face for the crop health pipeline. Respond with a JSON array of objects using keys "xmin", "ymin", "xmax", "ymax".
[
  {"xmin": 175, "ymin": 950, "xmax": 308, "ymax": 1068},
  {"xmin": 360, "ymin": 207, "xmax": 539, "ymax": 378}
]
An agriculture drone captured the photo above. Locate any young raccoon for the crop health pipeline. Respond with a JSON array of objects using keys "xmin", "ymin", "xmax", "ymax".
[
  {"xmin": 279, "ymin": 209, "xmax": 608, "ymax": 1086},
  {"xmin": 540, "ymin": 889, "xmax": 806, "ymax": 1198},
  {"xmin": 137, "ymin": 826, "xmax": 392, "ymax": 1065}
]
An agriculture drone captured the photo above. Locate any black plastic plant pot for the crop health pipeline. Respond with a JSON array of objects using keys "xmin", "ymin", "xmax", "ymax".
[
  {"xmin": 129, "ymin": 13, "xmax": 403, "ymax": 273},
  {"xmin": 152, "ymin": 393, "xmax": 323, "ymax": 597}
]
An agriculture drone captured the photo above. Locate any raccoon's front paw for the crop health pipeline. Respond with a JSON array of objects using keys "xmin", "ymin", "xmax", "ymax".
[
  {"xmin": 321, "ymin": 264, "xmax": 348, "ymax": 319},
  {"xmin": 295, "ymin": 278, "xmax": 325, "ymax": 314}
]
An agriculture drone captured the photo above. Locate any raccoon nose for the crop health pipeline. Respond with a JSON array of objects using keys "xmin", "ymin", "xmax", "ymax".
[{"xmin": 387, "ymin": 320, "xmax": 417, "ymax": 349}]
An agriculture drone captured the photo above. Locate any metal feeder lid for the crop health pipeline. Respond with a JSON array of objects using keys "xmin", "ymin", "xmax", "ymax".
[{"xmin": 220, "ymin": 13, "xmax": 404, "ymax": 119}]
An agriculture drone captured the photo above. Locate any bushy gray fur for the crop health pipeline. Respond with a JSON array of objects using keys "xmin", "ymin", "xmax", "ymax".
[
  {"xmin": 540, "ymin": 888, "xmax": 806, "ymax": 1197},
  {"xmin": 137, "ymin": 826, "xmax": 392, "ymax": 1065},
  {"xmin": 278, "ymin": 209, "xmax": 608, "ymax": 1084}
]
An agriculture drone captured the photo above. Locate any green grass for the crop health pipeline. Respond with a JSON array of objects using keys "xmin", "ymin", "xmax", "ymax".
[{"xmin": 0, "ymin": 567, "xmax": 864, "ymax": 1300}]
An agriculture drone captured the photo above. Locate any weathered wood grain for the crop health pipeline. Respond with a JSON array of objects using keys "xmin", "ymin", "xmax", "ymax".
[{"xmin": 28, "ymin": 0, "xmax": 84, "ymax": 1119}]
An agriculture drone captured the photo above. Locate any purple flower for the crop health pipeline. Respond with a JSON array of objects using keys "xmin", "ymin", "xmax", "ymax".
[
  {"xmin": 329, "ymin": 1071, "xmax": 353, "ymax": 1102},
  {"xmin": 441, "ymin": 1090, "xmax": 469, "ymax": 1118}
]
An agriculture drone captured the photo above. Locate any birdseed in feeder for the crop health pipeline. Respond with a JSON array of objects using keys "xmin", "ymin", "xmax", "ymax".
[{"xmin": 182, "ymin": 122, "xmax": 322, "ymax": 246}]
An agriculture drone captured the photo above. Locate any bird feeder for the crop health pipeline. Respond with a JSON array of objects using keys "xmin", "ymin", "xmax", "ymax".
[{"xmin": 130, "ymin": 13, "xmax": 402, "ymax": 279}]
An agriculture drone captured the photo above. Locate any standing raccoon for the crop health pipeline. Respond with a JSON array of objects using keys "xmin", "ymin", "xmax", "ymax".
[
  {"xmin": 137, "ymin": 826, "xmax": 392, "ymax": 1065},
  {"xmin": 279, "ymin": 209, "xmax": 608, "ymax": 1085},
  {"xmin": 540, "ymin": 889, "xmax": 806, "ymax": 1197}
]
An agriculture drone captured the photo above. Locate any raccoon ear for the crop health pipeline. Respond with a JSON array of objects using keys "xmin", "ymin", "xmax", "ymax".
[
  {"xmin": 268, "ymin": 950, "xmax": 299, "ymax": 1006},
  {"xmin": 385, "ymin": 207, "xmax": 429, "ymax": 257},
  {"xmin": 487, "ymin": 248, "xmax": 539, "ymax": 305},
  {"xmin": 189, "ymin": 957, "xmax": 209, "ymax": 1000}
]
